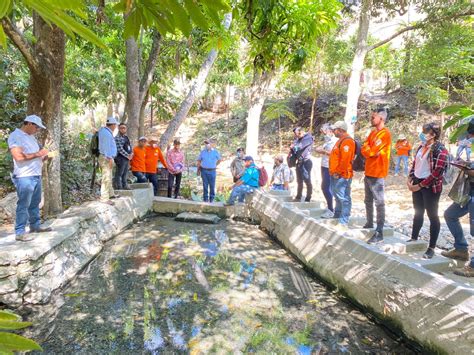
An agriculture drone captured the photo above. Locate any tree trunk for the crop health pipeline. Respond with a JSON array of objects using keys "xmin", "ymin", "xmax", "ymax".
[
  {"xmin": 125, "ymin": 36, "xmax": 141, "ymax": 144},
  {"xmin": 138, "ymin": 90, "xmax": 149, "ymax": 138},
  {"xmin": 27, "ymin": 14, "xmax": 65, "ymax": 216},
  {"xmin": 159, "ymin": 13, "xmax": 233, "ymax": 149},
  {"xmin": 343, "ymin": 0, "xmax": 372, "ymax": 136},
  {"xmin": 245, "ymin": 70, "xmax": 272, "ymax": 157}
]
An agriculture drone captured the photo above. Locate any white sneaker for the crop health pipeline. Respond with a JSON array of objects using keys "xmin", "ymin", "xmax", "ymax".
[
  {"xmin": 321, "ymin": 210, "xmax": 334, "ymax": 219},
  {"xmin": 394, "ymin": 173, "xmax": 399, "ymax": 177}
]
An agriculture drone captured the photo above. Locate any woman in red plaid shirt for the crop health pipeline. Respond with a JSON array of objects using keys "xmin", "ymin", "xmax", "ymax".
[{"xmin": 407, "ymin": 123, "xmax": 449, "ymax": 259}]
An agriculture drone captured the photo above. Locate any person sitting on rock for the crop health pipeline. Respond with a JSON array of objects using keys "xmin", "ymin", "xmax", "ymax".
[
  {"xmin": 226, "ymin": 156, "xmax": 259, "ymax": 205},
  {"xmin": 230, "ymin": 147, "xmax": 246, "ymax": 183},
  {"xmin": 270, "ymin": 155, "xmax": 291, "ymax": 191}
]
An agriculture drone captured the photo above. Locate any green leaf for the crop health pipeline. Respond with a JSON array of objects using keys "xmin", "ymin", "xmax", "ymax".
[
  {"xmin": 0, "ymin": 312, "xmax": 20, "ymax": 322},
  {"xmin": 441, "ymin": 104, "xmax": 468, "ymax": 114},
  {"xmin": 0, "ymin": 0, "xmax": 12, "ymax": 18},
  {"xmin": 0, "ymin": 26, "xmax": 7, "ymax": 49},
  {"xmin": 0, "ymin": 320, "xmax": 33, "ymax": 330},
  {"xmin": 0, "ymin": 332, "xmax": 42, "ymax": 351},
  {"xmin": 449, "ymin": 124, "xmax": 468, "ymax": 144},
  {"xmin": 184, "ymin": 0, "xmax": 209, "ymax": 30},
  {"xmin": 124, "ymin": 9, "xmax": 142, "ymax": 39},
  {"xmin": 164, "ymin": 0, "xmax": 192, "ymax": 36},
  {"xmin": 443, "ymin": 115, "xmax": 464, "ymax": 129},
  {"xmin": 0, "ymin": 343, "xmax": 13, "ymax": 355}
]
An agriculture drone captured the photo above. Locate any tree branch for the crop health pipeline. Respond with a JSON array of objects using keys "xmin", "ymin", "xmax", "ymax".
[
  {"xmin": 139, "ymin": 30, "xmax": 161, "ymax": 104},
  {"xmin": 1, "ymin": 17, "xmax": 40, "ymax": 74},
  {"xmin": 368, "ymin": 8, "xmax": 474, "ymax": 52}
]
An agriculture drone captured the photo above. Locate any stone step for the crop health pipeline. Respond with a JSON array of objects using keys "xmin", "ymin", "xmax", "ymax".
[
  {"xmin": 393, "ymin": 253, "xmax": 459, "ymax": 273},
  {"xmin": 317, "ymin": 218, "xmax": 394, "ymax": 238},
  {"xmin": 283, "ymin": 201, "xmax": 325, "ymax": 210},
  {"xmin": 266, "ymin": 190, "xmax": 291, "ymax": 196},
  {"xmin": 129, "ymin": 183, "xmax": 152, "ymax": 190}
]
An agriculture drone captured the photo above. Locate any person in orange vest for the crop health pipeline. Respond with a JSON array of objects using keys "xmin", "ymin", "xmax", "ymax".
[
  {"xmin": 328, "ymin": 121, "xmax": 356, "ymax": 226},
  {"xmin": 145, "ymin": 137, "xmax": 168, "ymax": 196},
  {"xmin": 362, "ymin": 109, "xmax": 392, "ymax": 244},
  {"xmin": 130, "ymin": 136, "xmax": 148, "ymax": 183},
  {"xmin": 394, "ymin": 134, "xmax": 411, "ymax": 177}
]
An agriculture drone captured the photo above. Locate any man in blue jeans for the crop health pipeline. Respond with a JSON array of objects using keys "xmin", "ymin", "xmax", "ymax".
[
  {"xmin": 442, "ymin": 120, "xmax": 474, "ymax": 277},
  {"xmin": 226, "ymin": 156, "xmax": 260, "ymax": 205},
  {"xmin": 197, "ymin": 139, "xmax": 221, "ymax": 203},
  {"xmin": 8, "ymin": 115, "xmax": 52, "ymax": 241}
]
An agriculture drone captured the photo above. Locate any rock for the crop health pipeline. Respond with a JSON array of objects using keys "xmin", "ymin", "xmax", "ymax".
[
  {"xmin": 175, "ymin": 212, "xmax": 221, "ymax": 224},
  {"xmin": 0, "ymin": 192, "xmax": 17, "ymax": 223}
]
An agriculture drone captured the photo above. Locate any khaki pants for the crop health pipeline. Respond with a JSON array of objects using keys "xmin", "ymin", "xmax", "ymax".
[{"xmin": 99, "ymin": 155, "xmax": 115, "ymax": 202}]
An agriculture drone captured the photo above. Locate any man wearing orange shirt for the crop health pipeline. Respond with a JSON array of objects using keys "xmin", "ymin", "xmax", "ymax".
[
  {"xmin": 362, "ymin": 109, "xmax": 392, "ymax": 244},
  {"xmin": 394, "ymin": 135, "xmax": 411, "ymax": 177},
  {"xmin": 329, "ymin": 121, "xmax": 356, "ymax": 225},
  {"xmin": 130, "ymin": 136, "xmax": 148, "ymax": 183},
  {"xmin": 145, "ymin": 137, "xmax": 168, "ymax": 196}
]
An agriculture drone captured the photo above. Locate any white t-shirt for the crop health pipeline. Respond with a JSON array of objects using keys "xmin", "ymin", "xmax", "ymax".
[
  {"xmin": 7, "ymin": 128, "xmax": 43, "ymax": 177},
  {"xmin": 321, "ymin": 136, "xmax": 338, "ymax": 168},
  {"xmin": 414, "ymin": 145, "xmax": 431, "ymax": 179}
]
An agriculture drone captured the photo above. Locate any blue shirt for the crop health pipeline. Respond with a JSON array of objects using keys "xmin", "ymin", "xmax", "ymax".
[
  {"xmin": 240, "ymin": 163, "xmax": 259, "ymax": 188},
  {"xmin": 98, "ymin": 127, "xmax": 117, "ymax": 159},
  {"xmin": 198, "ymin": 148, "xmax": 221, "ymax": 169}
]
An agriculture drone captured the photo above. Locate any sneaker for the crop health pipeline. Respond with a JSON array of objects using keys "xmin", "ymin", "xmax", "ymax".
[
  {"xmin": 406, "ymin": 238, "xmax": 418, "ymax": 242},
  {"xmin": 15, "ymin": 234, "xmax": 34, "ymax": 242},
  {"xmin": 304, "ymin": 197, "xmax": 311, "ymax": 202},
  {"xmin": 367, "ymin": 231, "xmax": 383, "ymax": 244},
  {"xmin": 293, "ymin": 196, "xmax": 302, "ymax": 202},
  {"xmin": 30, "ymin": 226, "xmax": 52, "ymax": 233},
  {"xmin": 363, "ymin": 222, "xmax": 374, "ymax": 229},
  {"xmin": 110, "ymin": 194, "xmax": 120, "ymax": 199},
  {"xmin": 423, "ymin": 247, "xmax": 435, "ymax": 259},
  {"xmin": 321, "ymin": 210, "xmax": 334, "ymax": 219},
  {"xmin": 453, "ymin": 265, "xmax": 474, "ymax": 278},
  {"xmin": 122, "ymin": 186, "xmax": 132, "ymax": 191},
  {"xmin": 441, "ymin": 248, "xmax": 470, "ymax": 262},
  {"xmin": 394, "ymin": 173, "xmax": 399, "ymax": 177}
]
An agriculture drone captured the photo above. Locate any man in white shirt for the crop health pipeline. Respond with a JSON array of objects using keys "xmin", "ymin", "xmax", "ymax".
[{"xmin": 8, "ymin": 115, "xmax": 51, "ymax": 241}]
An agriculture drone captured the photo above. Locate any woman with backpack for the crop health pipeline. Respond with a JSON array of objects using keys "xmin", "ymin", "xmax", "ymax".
[
  {"xmin": 407, "ymin": 123, "xmax": 449, "ymax": 259},
  {"xmin": 270, "ymin": 155, "xmax": 293, "ymax": 190}
]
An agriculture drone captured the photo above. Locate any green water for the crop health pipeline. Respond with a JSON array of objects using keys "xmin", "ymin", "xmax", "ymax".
[{"xmin": 28, "ymin": 217, "xmax": 413, "ymax": 354}]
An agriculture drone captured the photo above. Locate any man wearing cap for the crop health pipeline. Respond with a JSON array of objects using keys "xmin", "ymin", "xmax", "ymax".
[
  {"xmin": 113, "ymin": 123, "xmax": 133, "ymax": 190},
  {"xmin": 394, "ymin": 135, "xmax": 411, "ymax": 177},
  {"xmin": 328, "ymin": 121, "xmax": 356, "ymax": 226},
  {"xmin": 166, "ymin": 139, "xmax": 185, "ymax": 199},
  {"xmin": 130, "ymin": 136, "xmax": 148, "ymax": 183},
  {"xmin": 98, "ymin": 117, "xmax": 118, "ymax": 205},
  {"xmin": 362, "ymin": 109, "xmax": 392, "ymax": 244},
  {"xmin": 290, "ymin": 127, "xmax": 314, "ymax": 202},
  {"xmin": 145, "ymin": 137, "xmax": 168, "ymax": 196},
  {"xmin": 226, "ymin": 156, "xmax": 260, "ymax": 205},
  {"xmin": 8, "ymin": 115, "xmax": 52, "ymax": 241},
  {"xmin": 197, "ymin": 139, "xmax": 221, "ymax": 203},
  {"xmin": 230, "ymin": 148, "xmax": 245, "ymax": 183}
]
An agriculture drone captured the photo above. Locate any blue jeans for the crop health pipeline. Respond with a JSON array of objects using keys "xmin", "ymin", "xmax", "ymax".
[
  {"xmin": 321, "ymin": 166, "xmax": 333, "ymax": 211},
  {"xmin": 444, "ymin": 197, "xmax": 474, "ymax": 268},
  {"xmin": 146, "ymin": 173, "xmax": 158, "ymax": 196},
  {"xmin": 201, "ymin": 169, "xmax": 216, "ymax": 202},
  {"xmin": 456, "ymin": 145, "xmax": 471, "ymax": 161},
  {"xmin": 13, "ymin": 176, "xmax": 42, "ymax": 236},
  {"xmin": 132, "ymin": 171, "xmax": 147, "ymax": 183},
  {"xmin": 271, "ymin": 184, "xmax": 285, "ymax": 191},
  {"xmin": 227, "ymin": 185, "xmax": 256, "ymax": 204},
  {"xmin": 330, "ymin": 176, "xmax": 352, "ymax": 225},
  {"xmin": 395, "ymin": 155, "xmax": 409, "ymax": 175}
]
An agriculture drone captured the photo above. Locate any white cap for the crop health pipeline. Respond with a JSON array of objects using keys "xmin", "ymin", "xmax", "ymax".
[
  {"xmin": 106, "ymin": 116, "xmax": 119, "ymax": 125},
  {"xmin": 138, "ymin": 136, "xmax": 147, "ymax": 141},
  {"xmin": 331, "ymin": 120, "xmax": 348, "ymax": 131},
  {"xmin": 24, "ymin": 115, "xmax": 46, "ymax": 129}
]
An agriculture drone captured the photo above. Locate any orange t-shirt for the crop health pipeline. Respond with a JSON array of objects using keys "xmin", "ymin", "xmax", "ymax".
[
  {"xmin": 329, "ymin": 133, "xmax": 356, "ymax": 179},
  {"xmin": 130, "ymin": 146, "xmax": 146, "ymax": 172},
  {"xmin": 361, "ymin": 127, "xmax": 392, "ymax": 178},
  {"xmin": 395, "ymin": 140, "xmax": 411, "ymax": 156},
  {"xmin": 145, "ymin": 145, "xmax": 168, "ymax": 174}
]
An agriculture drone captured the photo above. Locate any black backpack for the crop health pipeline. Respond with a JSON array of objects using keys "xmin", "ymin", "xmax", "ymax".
[
  {"xmin": 90, "ymin": 132, "xmax": 100, "ymax": 157},
  {"xmin": 338, "ymin": 137, "xmax": 365, "ymax": 172}
]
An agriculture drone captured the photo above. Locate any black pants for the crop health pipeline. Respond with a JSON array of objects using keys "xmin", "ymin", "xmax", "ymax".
[
  {"xmin": 296, "ymin": 159, "xmax": 312, "ymax": 201},
  {"xmin": 114, "ymin": 156, "xmax": 129, "ymax": 189},
  {"xmin": 364, "ymin": 177, "xmax": 385, "ymax": 232},
  {"xmin": 146, "ymin": 173, "xmax": 158, "ymax": 196},
  {"xmin": 168, "ymin": 173, "xmax": 182, "ymax": 198},
  {"xmin": 411, "ymin": 184, "xmax": 441, "ymax": 248}
]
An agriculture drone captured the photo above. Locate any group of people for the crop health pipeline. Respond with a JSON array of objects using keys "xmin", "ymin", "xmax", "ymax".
[
  {"xmin": 97, "ymin": 117, "xmax": 185, "ymax": 204},
  {"xmin": 7, "ymin": 112, "xmax": 474, "ymax": 278}
]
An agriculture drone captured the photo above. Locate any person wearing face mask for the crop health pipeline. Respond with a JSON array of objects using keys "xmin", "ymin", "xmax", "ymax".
[
  {"xmin": 290, "ymin": 127, "xmax": 314, "ymax": 202},
  {"xmin": 197, "ymin": 139, "xmax": 221, "ymax": 203},
  {"xmin": 407, "ymin": 123, "xmax": 449, "ymax": 259},
  {"xmin": 98, "ymin": 116, "xmax": 119, "ymax": 205},
  {"xmin": 315, "ymin": 123, "xmax": 338, "ymax": 217},
  {"xmin": 270, "ymin": 155, "xmax": 291, "ymax": 190},
  {"xmin": 362, "ymin": 109, "xmax": 392, "ymax": 245},
  {"xmin": 145, "ymin": 137, "xmax": 168, "ymax": 196},
  {"xmin": 230, "ymin": 148, "xmax": 246, "ymax": 183}
]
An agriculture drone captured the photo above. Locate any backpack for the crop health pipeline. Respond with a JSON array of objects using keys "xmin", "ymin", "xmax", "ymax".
[
  {"xmin": 338, "ymin": 137, "xmax": 365, "ymax": 172},
  {"xmin": 258, "ymin": 166, "xmax": 268, "ymax": 187},
  {"xmin": 287, "ymin": 138, "xmax": 314, "ymax": 168},
  {"xmin": 90, "ymin": 131, "xmax": 100, "ymax": 157}
]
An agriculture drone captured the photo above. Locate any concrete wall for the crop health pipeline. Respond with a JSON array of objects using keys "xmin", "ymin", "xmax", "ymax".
[{"xmin": 0, "ymin": 184, "xmax": 153, "ymax": 308}]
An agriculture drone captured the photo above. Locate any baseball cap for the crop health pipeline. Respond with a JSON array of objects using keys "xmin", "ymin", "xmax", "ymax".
[
  {"xmin": 24, "ymin": 115, "xmax": 46, "ymax": 129},
  {"xmin": 331, "ymin": 121, "xmax": 348, "ymax": 131},
  {"xmin": 236, "ymin": 147, "xmax": 244, "ymax": 152},
  {"xmin": 138, "ymin": 136, "xmax": 147, "ymax": 141},
  {"xmin": 203, "ymin": 139, "xmax": 211, "ymax": 144},
  {"xmin": 243, "ymin": 155, "xmax": 254, "ymax": 161},
  {"xmin": 106, "ymin": 116, "xmax": 119, "ymax": 125},
  {"xmin": 148, "ymin": 136, "xmax": 158, "ymax": 142},
  {"xmin": 398, "ymin": 134, "xmax": 406, "ymax": 140}
]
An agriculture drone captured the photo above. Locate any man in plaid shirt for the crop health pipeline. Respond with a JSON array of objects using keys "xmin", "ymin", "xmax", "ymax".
[{"xmin": 114, "ymin": 123, "xmax": 133, "ymax": 190}]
